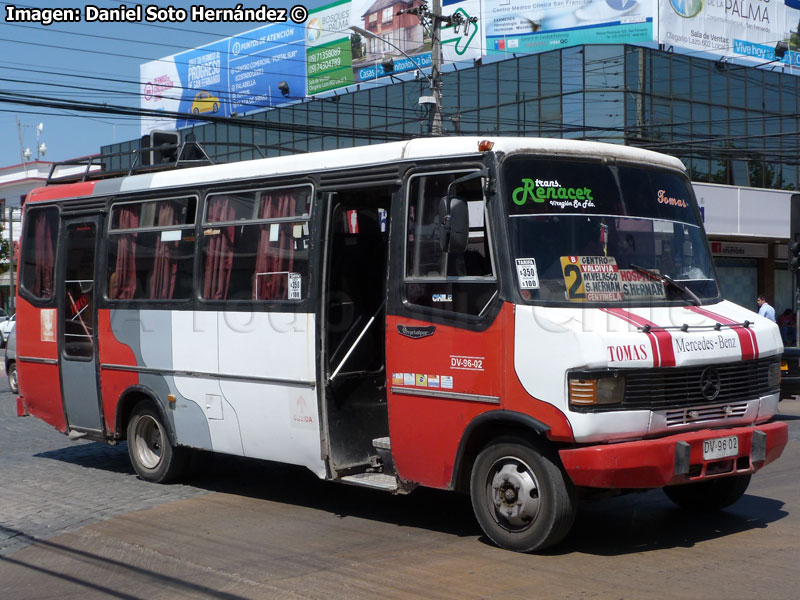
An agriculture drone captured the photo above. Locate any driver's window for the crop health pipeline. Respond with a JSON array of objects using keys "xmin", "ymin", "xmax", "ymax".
[{"xmin": 404, "ymin": 172, "xmax": 496, "ymax": 316}]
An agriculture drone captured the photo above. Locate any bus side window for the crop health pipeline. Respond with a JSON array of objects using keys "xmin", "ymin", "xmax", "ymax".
[
  {"xmin": 405, "ymin": 172, "xmax": 496, "ymax": 316},
  {"xmin": 107, "ymin": 197, "xmax": 196, "ymax": 301},
  {"xmin": 201, "ymin": 185, "xmax": 311, "ymax": 302},
  {"xmin": 20, "ymin": 207, "xmax": 59, "ymax": 302}
]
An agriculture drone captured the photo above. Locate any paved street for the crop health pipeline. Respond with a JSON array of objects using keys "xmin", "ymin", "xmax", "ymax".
[
  {"xmin": 0, "ymin": 377, "xmax": 208, "ymax": 557},
  {"xmin": 1, "ymin": 373, "xmax": 799, "ymax": 599}
]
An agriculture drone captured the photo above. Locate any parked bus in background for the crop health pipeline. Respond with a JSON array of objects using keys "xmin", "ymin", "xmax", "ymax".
[{"xmin": 15, "ymin": 137, "xmax": 788, "ymax": 552}]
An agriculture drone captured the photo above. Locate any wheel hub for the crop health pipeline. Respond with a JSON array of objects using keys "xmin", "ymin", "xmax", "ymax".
[
  {"xmin": 134, "ymin": 415, "xmax": 164, "ymax": 470},
  {"xmin": 489, "ymin": 460, "xmax": 541, "ymax": 529}
]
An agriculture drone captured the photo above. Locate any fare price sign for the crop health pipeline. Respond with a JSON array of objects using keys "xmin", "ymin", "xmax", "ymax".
[
  {"xmin": 560, "ymin": 256, "xmax": 623, "ymax": 302},
  {"xmin": 515, "ymin": 258, "xmax": 539, "ymax": 289}
]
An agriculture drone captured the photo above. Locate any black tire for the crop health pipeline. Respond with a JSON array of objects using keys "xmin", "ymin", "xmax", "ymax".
[
  {"xmin": 212, "ymin": 102, "xmax": 219, "ymax": 113},
  {"xmin": 663, "ymin": 474, "xmax": 751, "ymax": 511},
  {"xmin": 192, "ymin": 107, "xmax": 199, "ymax": 115},
  {"xmin": 127, "ymin": 401, "xmax": 188, "ymax": 483},
  {"xmin": 7, "ymin": 362, "xmax": 18, "ymax": 394},
  {"xmin": 470, "ymin": 437, "xmax": 577, "ymax": 553}
]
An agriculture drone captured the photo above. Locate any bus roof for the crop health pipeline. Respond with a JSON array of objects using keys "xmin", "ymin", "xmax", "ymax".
[{"xmin": 26, "ymin": 137, "xmax": 686, "ymax": 204}]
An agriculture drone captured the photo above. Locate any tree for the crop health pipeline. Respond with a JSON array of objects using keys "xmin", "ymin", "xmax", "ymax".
[{"xmin": 351, "ymin": 32, "xmax": 364, "ymax": 61}]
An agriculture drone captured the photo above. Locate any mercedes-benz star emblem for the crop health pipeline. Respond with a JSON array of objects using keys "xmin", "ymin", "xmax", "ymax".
[{"xmin": 700, "ymin": 367, "xmax": 722, "ymax": 401}]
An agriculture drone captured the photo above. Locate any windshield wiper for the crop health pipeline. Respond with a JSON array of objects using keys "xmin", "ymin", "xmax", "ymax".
[{"xmin": 629, "ymin": 263, "xmax": 701, "ymax": 306}]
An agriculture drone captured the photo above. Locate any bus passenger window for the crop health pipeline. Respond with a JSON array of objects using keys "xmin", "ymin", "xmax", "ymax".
[
  {"xmin": 107, "ymin": 197, "xmax": 196, "ymax": 301},
  {"xmin": 405, "ymin": 172, "xmax": 496, "ymax": 316},
  {"xmin": 201, "ymin": 186, "xmax": 311, "ymax": 302},
  {"xmin": 20, "ymin": 207, "xmax": 59, "ymax": 301}
]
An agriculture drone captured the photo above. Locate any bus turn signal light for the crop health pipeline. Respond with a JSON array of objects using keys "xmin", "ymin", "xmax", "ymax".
[
  {"xmin": 478, "ymin": 140, "xmax": 494, "ymax": 152},
  {"xmin": 569, "ymin": 379, "xmax": 597, "ymax": 406}
]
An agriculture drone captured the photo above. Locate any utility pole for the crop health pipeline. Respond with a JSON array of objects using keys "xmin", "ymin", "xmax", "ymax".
[
  {"xmin": 429, "ymin": 0, "xmax": 444, "ymax": 136},
  {"xmin": 398, "ymin": 1, "xmax": 476, "ymax": 136},
  {"xmin": 8, "ymin": 207, "xmax": 14, "ymax": 312}
]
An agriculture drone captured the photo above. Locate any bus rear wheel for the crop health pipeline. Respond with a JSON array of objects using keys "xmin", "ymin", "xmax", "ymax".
[
  {"xmin": 663, "ymin": 474, "xmax": 751, "ymax": 511},
  {"xmin": 470, "ymin": 437, "xmax": 576, "ymax": 553},
  {"xmin": 127, "ymin": 401, "xmax": 188, "ymax": 483}
]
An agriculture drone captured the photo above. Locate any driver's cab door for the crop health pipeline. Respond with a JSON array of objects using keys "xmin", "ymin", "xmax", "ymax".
[{"xmin": 58, "ymin": 216, "xmax": 104, "ymax": 435}]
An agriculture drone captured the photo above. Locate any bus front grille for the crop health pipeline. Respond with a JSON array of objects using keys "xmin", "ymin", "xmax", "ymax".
[{"xmin": 575, "ymin": 357, "xmax": 779, "ymax": 413}]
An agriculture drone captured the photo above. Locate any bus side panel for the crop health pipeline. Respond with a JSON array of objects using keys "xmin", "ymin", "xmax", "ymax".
[
  {"xmin": 385, "ymin": 309, "xmax": 507, "ymax": 489},
  {"xmin": 16, "ymin": 298, "xmax": 66, "ymax": 432},
  {"xmin": 97, "ymin": 309, "xmax": 139, "ymax": 434}
]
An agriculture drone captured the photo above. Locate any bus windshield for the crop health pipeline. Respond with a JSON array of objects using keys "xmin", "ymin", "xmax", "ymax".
[{"xmin": 504, "ymin": 156, "xmax": 720, "ymax": 305}]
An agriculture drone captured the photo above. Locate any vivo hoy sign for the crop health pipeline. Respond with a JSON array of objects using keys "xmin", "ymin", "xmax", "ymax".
[{"xmin": 659, "ymin": 0, "xmax": 800, "ymax": 67}]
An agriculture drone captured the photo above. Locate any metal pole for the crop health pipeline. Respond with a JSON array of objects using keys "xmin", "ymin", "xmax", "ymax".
[
  {"xmin": 430, "ymin": 0, "xmax": 443, "ymax": 136},
  {"xmin": 8, "ymin": 207, "xmax": 15, "ymax": 312}
]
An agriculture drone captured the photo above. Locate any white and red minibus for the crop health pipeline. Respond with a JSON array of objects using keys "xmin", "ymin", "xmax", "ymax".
[{"xmin": 15, "ymin": 137, "xmax": 788, "ymax": 552}]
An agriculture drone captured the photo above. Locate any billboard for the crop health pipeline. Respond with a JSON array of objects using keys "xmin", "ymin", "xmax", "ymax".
[
  {"xmin": 141, "ymin": 21, "xmax": 306, "ymax": 134},
  {"xmin": 306, "ymin": 0, "xmax": 355, "ymax": 95},
  {"xmin": 484, "ymin": 0, "xmax": 654, "ymax": 56},
  {"xmin": 143, "ymin": 0, "xmax": 483, "ymax": 133},
  {"xmin": 659, "ymin": 0, "xmax": 800, "ymax": 67}
]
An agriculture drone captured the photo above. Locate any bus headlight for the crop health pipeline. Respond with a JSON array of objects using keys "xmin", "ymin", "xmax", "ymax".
[{"xmin": 569, "ymin": 372, "xmax": 625, "ymax": 408}]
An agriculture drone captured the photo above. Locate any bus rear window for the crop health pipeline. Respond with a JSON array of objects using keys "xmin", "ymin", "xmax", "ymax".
[{"xmin": 20, "ymin": 207, "xmax": 59, "ymax": 301}]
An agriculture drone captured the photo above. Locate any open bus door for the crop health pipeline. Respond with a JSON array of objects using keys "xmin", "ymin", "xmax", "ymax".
[
  {"xmin": 321, "ymin": 188, "xmax": 392, "ymax": 479},
  {"xmin": 57, "ymin": 216, "xmax": 104, "ymax": 436}
]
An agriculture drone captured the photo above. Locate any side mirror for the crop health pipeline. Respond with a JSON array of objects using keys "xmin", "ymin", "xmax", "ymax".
[{"xmin": 439, "ymin": 195, "xmax": 469, "ymax": 254}]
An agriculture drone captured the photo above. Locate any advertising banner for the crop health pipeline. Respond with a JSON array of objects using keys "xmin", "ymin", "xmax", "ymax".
[
  {"xmin": 442, "ymin": 0, "xmax": 484, "ymax": 62},
  {"xmin": 659, "ymin": 0, "xmax": 800, "ymax": 67},
  {"xmin": 348, "ymin": 0, "xmax": 433, "ymax": 82},
  {"xmin": 306, "ymin": 0, "xmax": 355, "ymax": 95},
  {"xmin": 484, "ymin": 0, "xmax": 654, "ymax": 56},
  {"xmin": 141, "ymin": 22, "xmax": 306, "ymax": 134}
]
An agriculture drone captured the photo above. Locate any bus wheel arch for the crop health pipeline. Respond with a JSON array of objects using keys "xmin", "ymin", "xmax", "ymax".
[
  {"xmin": 451, "ymin": 410, "xmax": 552, "ymax": 494},
  {"xmin": 116, "ymin": 387, "xmax": 176, "ymax": 444}
]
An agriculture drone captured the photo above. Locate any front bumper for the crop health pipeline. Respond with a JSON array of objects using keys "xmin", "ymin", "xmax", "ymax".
[{"xmin": 559, "ymin": 421, "xmax": 788, "ymax": 489}]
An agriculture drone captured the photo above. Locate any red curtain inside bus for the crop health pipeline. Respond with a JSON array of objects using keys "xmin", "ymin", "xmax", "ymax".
[
  {"xmin": 203, "ymin": 197, "xmax": 235, "ymax": 300},
  {"xmin": 32, "ymin": 211, "xmax": 56, "ymax": 298},
  {"xmin": 254, "ymin": 192, "xmax": 296, "ymax": 300},
  {"xmin": 110, "ymin": 207, "xmax": 139, "ymax": 299},
  {"xmin": 149, "ymin": 202, "xmax": 178, "ymax": 299}
]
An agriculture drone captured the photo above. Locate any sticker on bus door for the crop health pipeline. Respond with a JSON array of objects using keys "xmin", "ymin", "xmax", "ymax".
[{"xmin": 41, "ymin": 309, "xmax": 56, "ymax": 342}]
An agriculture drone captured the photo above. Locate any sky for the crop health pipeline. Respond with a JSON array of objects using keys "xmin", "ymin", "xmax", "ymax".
[{"xmin": 0, "ymin": 0, "xmax": 327, "ymax": 167}]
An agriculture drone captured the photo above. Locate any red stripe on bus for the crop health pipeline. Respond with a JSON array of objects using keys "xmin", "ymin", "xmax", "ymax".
[
  {"xmin": 601, "ymin": 308, "xmax": 663, "ymax": 367},
  {"xmin": 621, "ymin": 311, "xmax": 675, "ymax": 367},
  {"xmin": 686, "ymin": 306, "xmax": 759, "ymax": 360}
]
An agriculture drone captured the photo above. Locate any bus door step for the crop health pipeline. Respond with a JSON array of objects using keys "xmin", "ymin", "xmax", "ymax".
[
  {"xmin": 340, "ymin": 472, "xmax": 398, "ymax": 492},
  {"xmin": 372, "ymin": 437, "xmax": 395, "ymax": 476}
]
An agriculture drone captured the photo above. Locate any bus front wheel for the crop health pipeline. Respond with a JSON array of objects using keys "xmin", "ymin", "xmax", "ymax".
[
  {"xmin": 127, "ymin": 401, "xmax": 188, "ymax": 483},
  {"xmin": 663, "ymin": 474, "xmax": 751, "ymax": 511},
  {"xmin": 470, "ymin": 437, "xmax": 576, "ymax": 553}
]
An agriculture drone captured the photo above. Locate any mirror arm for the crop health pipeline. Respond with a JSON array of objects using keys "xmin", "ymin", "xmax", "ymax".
[{"xmin": 445, "ymin": 168, "xmax": 490, "ymax": 201}]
